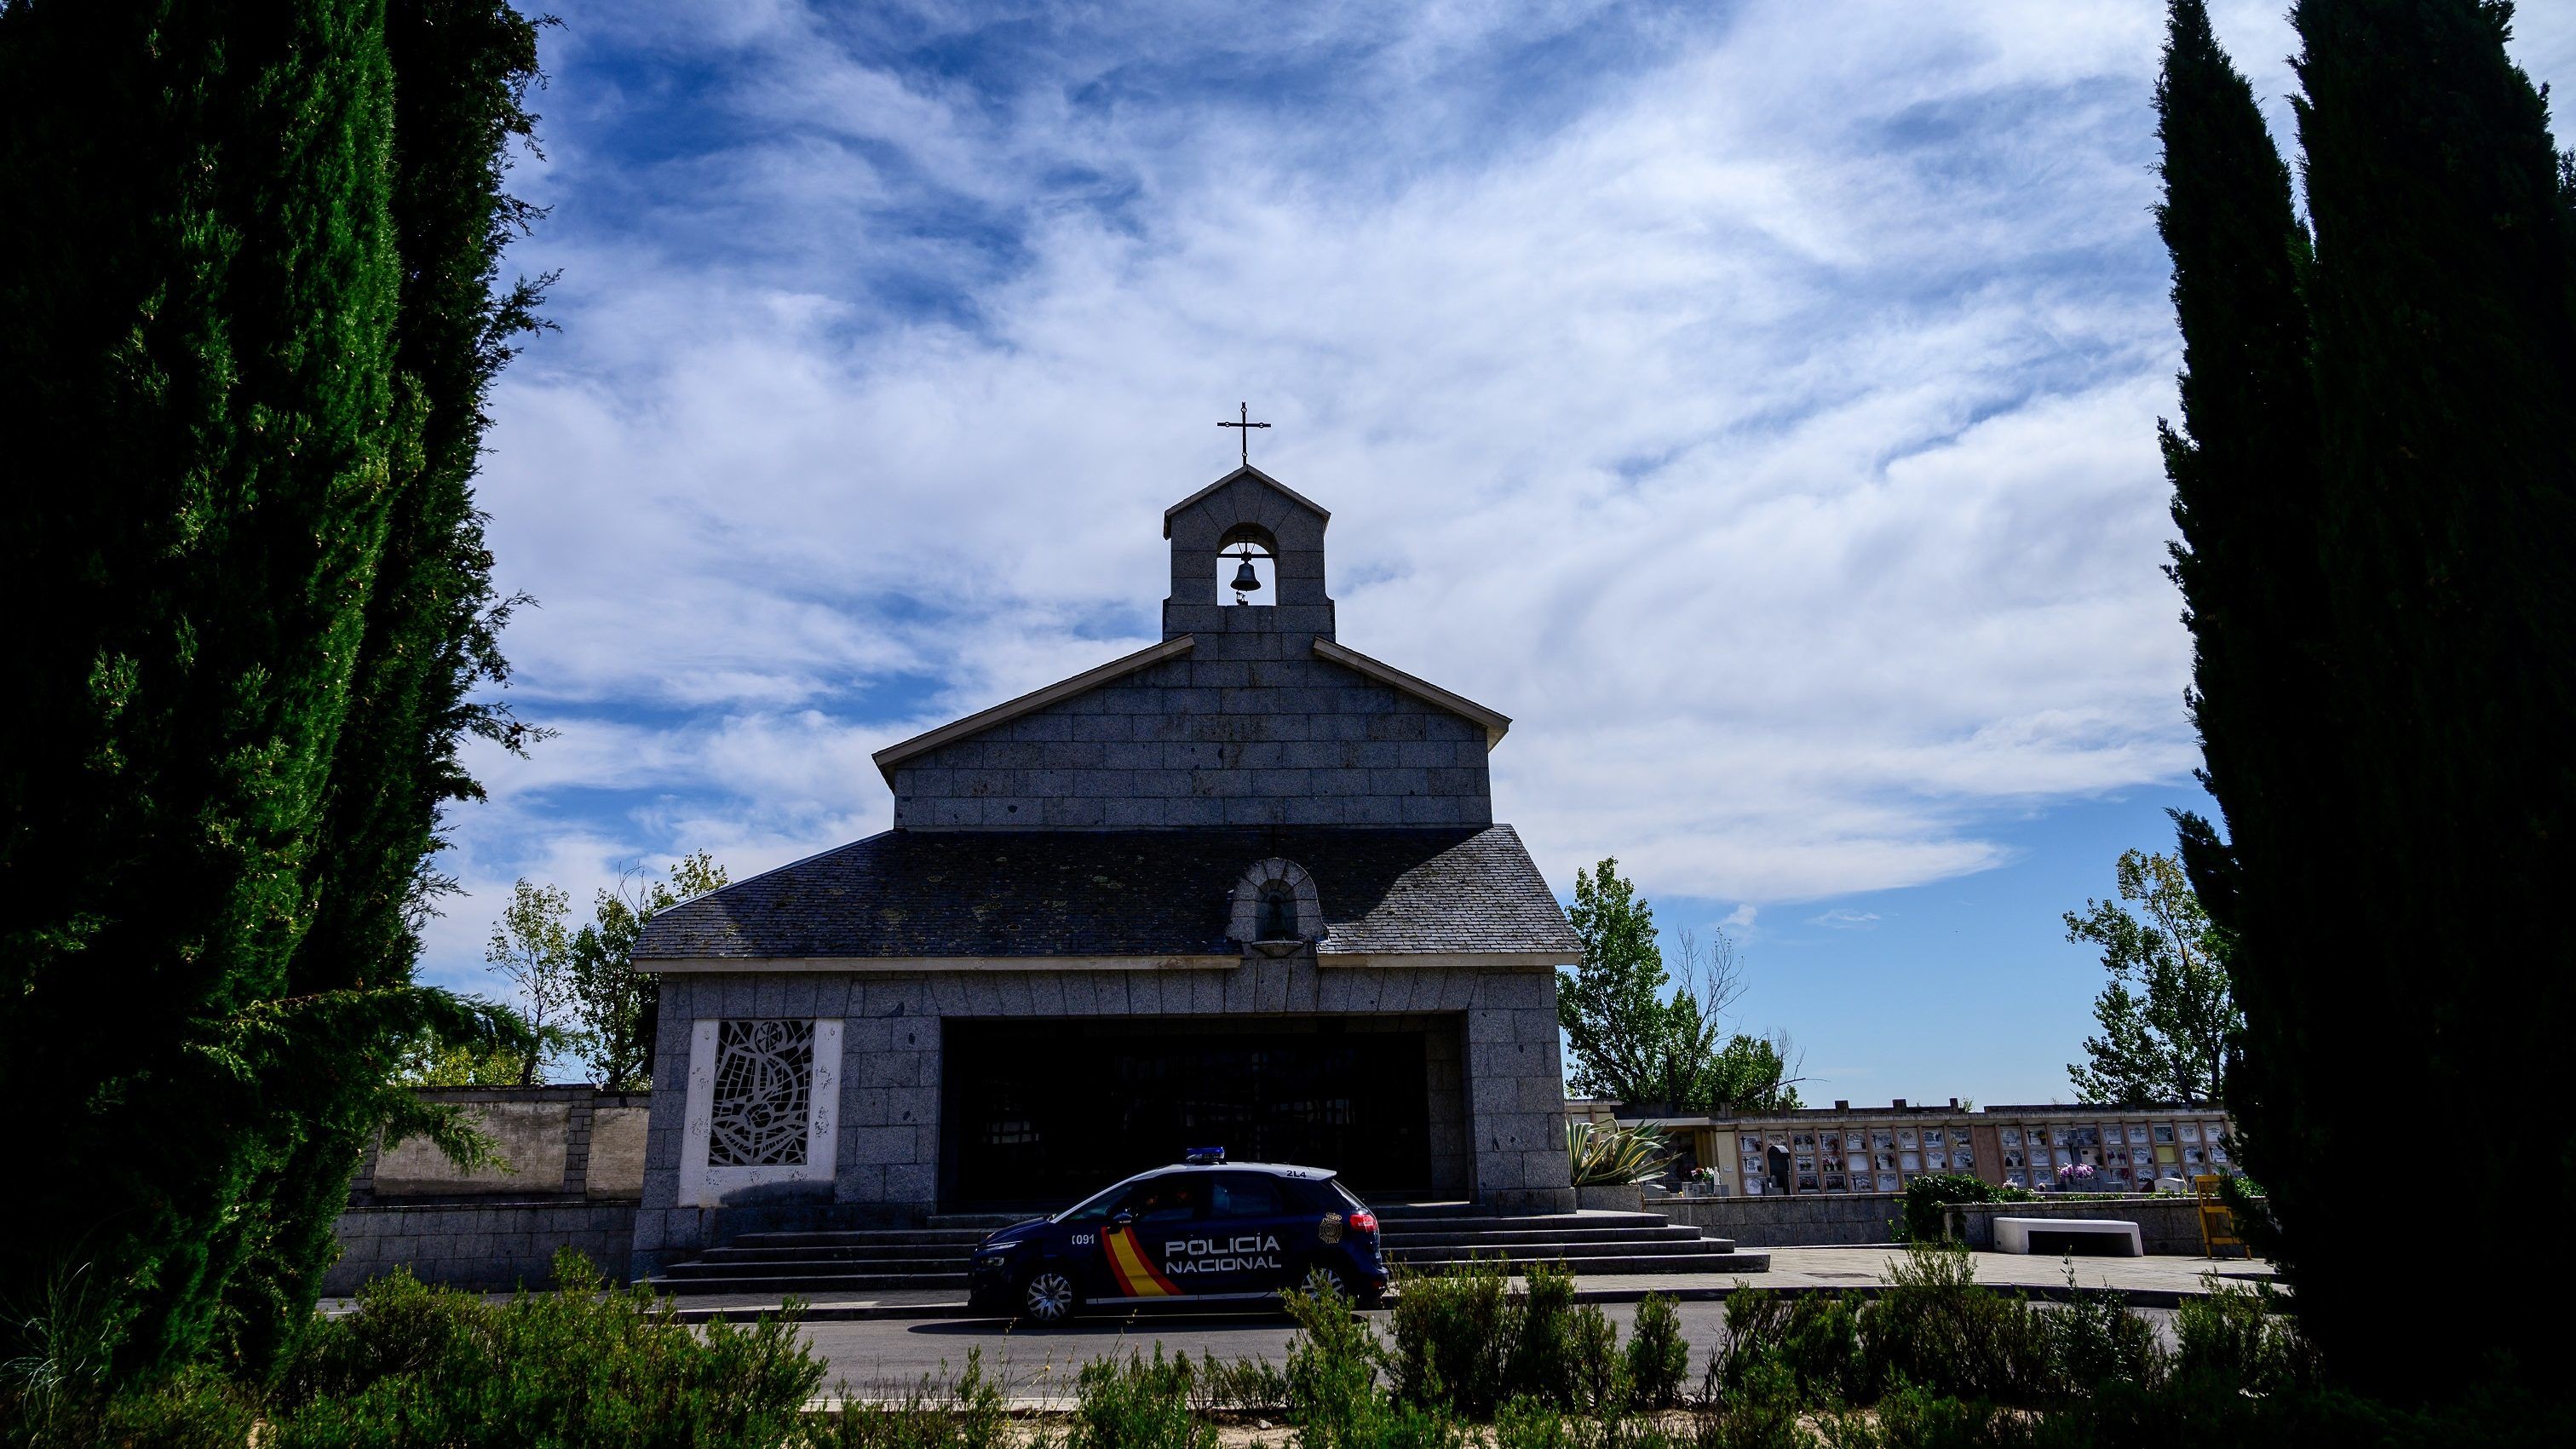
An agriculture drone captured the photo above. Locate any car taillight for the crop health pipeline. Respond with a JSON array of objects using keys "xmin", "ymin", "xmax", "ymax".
[{"xmin": 1347, "ymin": 1210, "xmax": 1378, "ymax": 1236}]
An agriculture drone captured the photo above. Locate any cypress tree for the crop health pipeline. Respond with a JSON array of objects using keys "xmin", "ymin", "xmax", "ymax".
[
  {"xmin": 2150, "ymin": 0, "xmax": 2340, "ymax": 1335},
  {"xmin": 0, "ymin": 0, "xmax": 543, "ymax": 1372},
  {"xmin": 0, "ymin": 0, "xmax": 404, "ymax": 1371},
  {"xmin": 221, "ymin": 0, "xmax": 549, "ymax": 1371},
  {"xmin": 2161, "ymin": 0, "xmax": 2576, "ymax": 1392},
  {"xmin": 2284, "ymin": 0, "xmax": 2576, "ymax": 1388}
]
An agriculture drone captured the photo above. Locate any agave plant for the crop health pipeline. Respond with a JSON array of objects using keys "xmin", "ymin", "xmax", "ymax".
[{"xmin": 1565, "ymin": 1119, "xmax": 1672, "ymax": 1187}]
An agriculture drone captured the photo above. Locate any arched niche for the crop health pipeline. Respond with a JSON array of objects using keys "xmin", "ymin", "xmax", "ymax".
[{"xmin": 1228, "ymin": 857, "xmax": 1324, "ymax": 956}]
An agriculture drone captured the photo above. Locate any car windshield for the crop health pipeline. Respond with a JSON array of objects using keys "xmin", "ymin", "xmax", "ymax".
[{"xmin": 1054, "ymin": 1181, "xmax": 1130, "ymax": 1224}]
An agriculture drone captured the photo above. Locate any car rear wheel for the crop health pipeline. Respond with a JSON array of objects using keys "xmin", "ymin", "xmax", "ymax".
[
  {"xmin": 1020, "ymin": 1268, "xmax": 1077, "ymax": 1325},
  {"xmin": 1299, "ymin": 1263, "xmax": 1353, "ymax": 1301},
  {"xmin": 1300, "ymin": 1261, "xmax": 1383, "ymax": 1310}
]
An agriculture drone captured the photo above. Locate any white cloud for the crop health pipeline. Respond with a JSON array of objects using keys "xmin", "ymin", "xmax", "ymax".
[
  {"xmin": 418, "ymin": 0, "xmax": 2575, "ymax": 986},
  {"xmin": 1807, "ymin": 909, "xmax": 1883, "ymax": 931}
]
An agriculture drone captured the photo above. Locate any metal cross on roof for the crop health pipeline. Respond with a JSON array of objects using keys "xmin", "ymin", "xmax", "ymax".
[{"xmin": 1218, "ymin": 401, "xmax": 1269, "ymax": 466}]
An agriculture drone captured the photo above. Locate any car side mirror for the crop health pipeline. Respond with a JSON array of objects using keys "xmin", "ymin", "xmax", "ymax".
[{"xmin": 1112, "ymin": 1210, "xmax": 1136, "ymax": 1228}]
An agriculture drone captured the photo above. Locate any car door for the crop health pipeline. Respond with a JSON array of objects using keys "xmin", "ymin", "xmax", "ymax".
[
  {"xmin": 1098, "ymin": 1175, "xmax": 1205, "ymax": 1302},
  {"xmin": 1198, "ymin": 1172, "xmax": 1299, "ymax": 1299},
  {"xmin": 1045, "ymin": 1182, "xmax": 1123, "ymax": 1303}
]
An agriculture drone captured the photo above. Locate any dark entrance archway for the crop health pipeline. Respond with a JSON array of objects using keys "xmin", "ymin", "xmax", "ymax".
[{"xmin": 940, "ymin": 1016, "xmax": 1440, "ymax": 1212}]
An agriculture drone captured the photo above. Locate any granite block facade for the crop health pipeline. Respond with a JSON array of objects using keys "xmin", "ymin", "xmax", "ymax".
[
  {"xmin": 629, "ymin": 960, "xmax": 1574, "ymax": 1276},
  {"xmin": 889, "ymin": 641, "xmax": 1492, "ymax": 831},
  {"xmin": 888, "ymin": 469, "xmax": 1493, "ymax": 831}
]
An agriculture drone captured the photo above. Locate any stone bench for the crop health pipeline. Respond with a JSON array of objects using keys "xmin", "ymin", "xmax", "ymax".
[{"xmin": 1992, "ymin": 1216, "xmax": 2142, "ymax": 1257}]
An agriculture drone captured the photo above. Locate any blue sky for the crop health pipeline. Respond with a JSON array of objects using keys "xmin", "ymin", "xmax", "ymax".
[{"xmin": 435, "ymin": 1, "xmax": 2574, "ymax": 1105}]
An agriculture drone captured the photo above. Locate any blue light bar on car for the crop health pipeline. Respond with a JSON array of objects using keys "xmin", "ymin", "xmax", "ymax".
[{"xmin": 1182, "ymin": 1146, "xmax": 1226, "ymax": 1164}]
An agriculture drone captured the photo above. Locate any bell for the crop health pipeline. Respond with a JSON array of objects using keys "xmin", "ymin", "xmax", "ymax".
[{"xmin": 1231, "ymin": 557, "xmax": 1263, "ymax": 594}]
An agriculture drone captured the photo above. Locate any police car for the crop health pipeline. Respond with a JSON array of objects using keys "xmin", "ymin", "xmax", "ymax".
[{"xmin": 965, "ymin": 1150, "xmax": 1388, "ymax": 1323}]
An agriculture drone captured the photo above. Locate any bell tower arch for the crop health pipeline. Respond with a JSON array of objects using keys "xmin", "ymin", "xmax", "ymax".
[
  {"xmin": 1216, "ymin": 522, "xmax": 1279, "ymax": 607},
  {"xmin": 1161, "ymin": 466, "xmax": 1335, "ymax": 642}
]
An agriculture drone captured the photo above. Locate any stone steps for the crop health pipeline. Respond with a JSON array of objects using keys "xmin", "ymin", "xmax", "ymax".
[
  {"xmin": 1383, "ymin": 1211, "xmax": 1670, "ymax": 1234},
  {"xmin": 1380, "ymin": 1210, "xmax": 1761, "ymax": 1277},
  {"xmin": 722, "ymin": 1228, "xmax": 990, "ymax": 1249},
  {"xmin": 1382, "ymin": 1225, "xmax": 1708, "ymax": 1249},
  {"xmin": 1386, "ymin": 1236, "xmax": 1739, "ymax": 1263},
  {"xmin": 658, "ymin": 1270, "xmax": 971, "ymax": 1294},
  {"xmin": 681, "ymin": 1245, "xmax": 981, "ymax": 1263},
  {"xmin": 1390, "ymin": 1242, "xmax": 1772, "ymax": 1263},
  {"xmin": 659, "ymin": 1247, "xmax": 979, "ymax": 1268}
]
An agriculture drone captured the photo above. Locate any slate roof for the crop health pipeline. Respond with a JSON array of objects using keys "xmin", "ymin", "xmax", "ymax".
[{"xmin": 634, "ymin": 825, "xmax": 1578, "ymax": 962}]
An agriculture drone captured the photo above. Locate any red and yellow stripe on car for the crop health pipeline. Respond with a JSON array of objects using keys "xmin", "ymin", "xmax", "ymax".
[{"xmin": 1104, "ymin": 1227, "xmax": 1181, "ymax": 1297}]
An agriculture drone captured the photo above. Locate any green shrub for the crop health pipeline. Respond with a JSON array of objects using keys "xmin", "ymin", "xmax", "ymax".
[
  {"xmin": 266, "ymin": 1251, "xmax": 823, "ymax": 1449},
  {"xmin": 1354, "ymin": 1400, "xmax": 1472, "ymax": 1449},
  {"xmin": 1492, "ymin": 1394, "xmax": 1578, "ymax": 1449},
  {"xmin": 1854, "ymin": 1245, "xmax": 2050, "ymax": 1404},
  {"xmin": 1697, "ymin": 1360, "xmax": 1812, "ymax": 1449},
  {"xmin": 811, "ymin": 1347, "xmax": 1008, "ymax": 1449},
  {"xmin": 1285, "ymin": 1279, "xmax": 1470, "ymax": 1449},
  {"xmin": 1067, "ymin": 1345, "xmax": 1212, "ymax": 1449},
  {"xmin": 2044, "ymin": 1274, "xmax": 2161, "ymax": 1395},
  {"xmin": 1387, "ymin": 1260, "xmax": 1608, "ymax": 1417},
  {"xmin": 270, "ymin": 1268, "xmax": 479, "ymax": 1407},
  {"xmin": 83, "ymin": 1367, "xmax": 261, "ymax": 1449},
  {"xmin": 1186, "ymin": 1350, "xmax": 1287, "ymax": 1416},
  {"xmin": 1626, "ymin": 1293, "xmax": 1692, "ymax": 1410},
  {"xmin": 2031, "ymin": 1375, "xmax": 2576, "ymax": 1447},
  {"xmin": 1504, "ymin": 1263, "xmax": 1580, "ymax": 1409},
  {"xmin": 1286, "ymin": 1278, "xmax": 1385, "ymax": 1449},
  {"xmin": 1565, "ymin": 1303, "xmax": 1626, "ymax": 1415},
  {"xmin": 2171, "ymin": 1276, "xmax": 2314, "ymax": 1398},
  {"xmin": 1837, "ymin": 1381, "xmax": 2037, "ymax": 1448},
  {"xmin": 1388, "ymin": 1259, "xmax": 1510, "ymax": 1415},
  {"xmin": 1898, "ymin": 1176, "xmax": 2033, "ymax": 1245},
  {"xmin": 1707, "ymin": 1289, "xmax": 1862, "ymax": 1407}
]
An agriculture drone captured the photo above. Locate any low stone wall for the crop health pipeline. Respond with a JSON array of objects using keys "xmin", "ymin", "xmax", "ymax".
[
  {"xmin": 354, "ymin": 1087, "xmax": 651, "ymax": 1199},
  {"xmin": 1949, "ymin": 1196, "xmax": 2208, "ymax": 1256},
  {"xmin": 331, "ymin": 1088, "xmax": 652, "ymax": 1294},
  {"xmin": 325, "ymin": 1199, "xmax": 637, "ymax": 1295},
  {"xmin": 1658, "ymin": 1193, "xmax": 1906, "ymax": 1246}
]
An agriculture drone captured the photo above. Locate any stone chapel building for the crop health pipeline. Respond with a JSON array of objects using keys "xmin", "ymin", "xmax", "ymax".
[{"xmin": 627, "ymin": 467, "xmax": 1579, "ymax": 1274}]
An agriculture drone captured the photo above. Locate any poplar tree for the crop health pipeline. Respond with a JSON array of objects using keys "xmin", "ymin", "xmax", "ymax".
[
  {"xmin": 2062, "ymin": 850, "xmax": 2237, "ymax": 1107},
  {"xmin": 2158, "ymin": 0, "xmax": 2576, "ymax": 1391},
  {"xmin": 1557, "ymin": 861, "xmax": 1802, "ymax": 1113},
  {"xmin": 0, "ymin": 0, "xmax": 544, "ymax": 1374}
]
